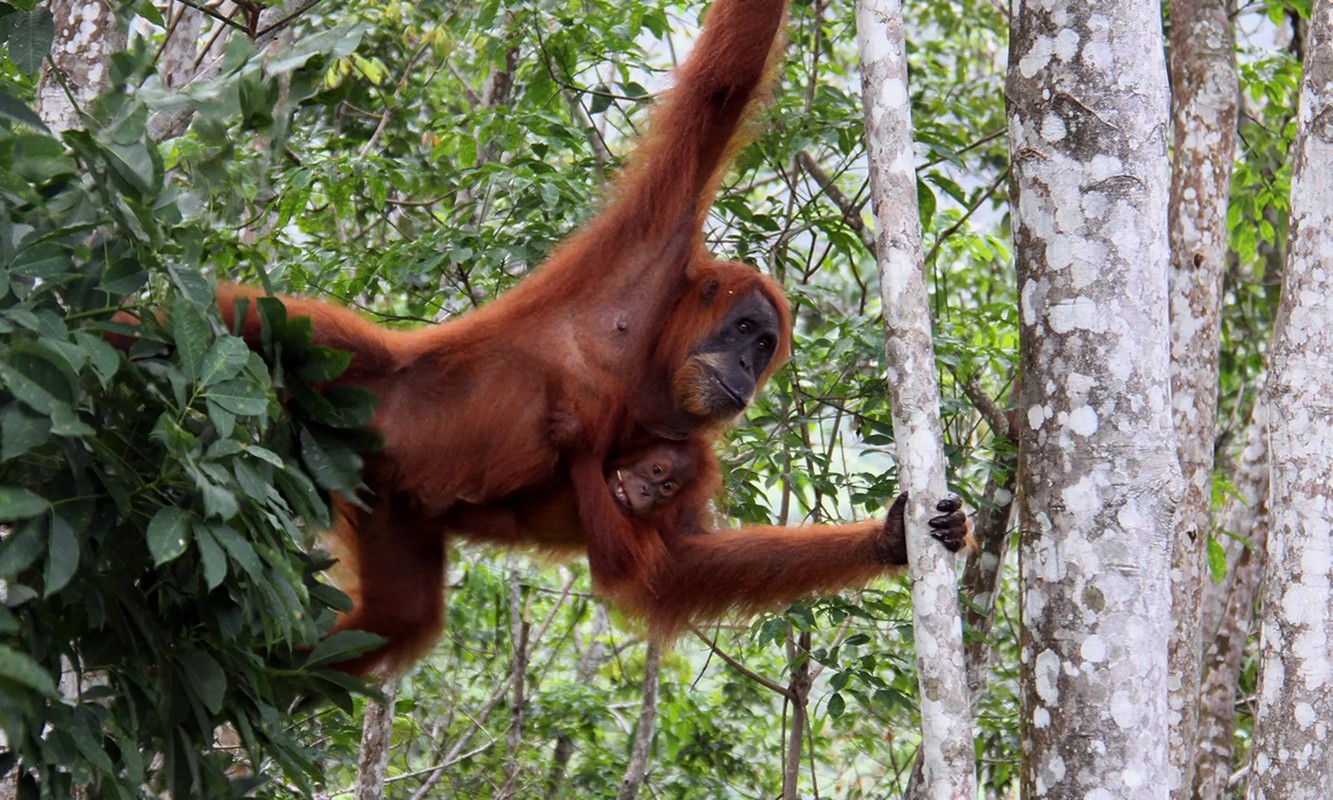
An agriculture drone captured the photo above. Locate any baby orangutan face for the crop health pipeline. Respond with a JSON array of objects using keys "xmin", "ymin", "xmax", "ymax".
[{"xmin": 606, "ymin": 443, "xmax": 699, "ymax": 517}]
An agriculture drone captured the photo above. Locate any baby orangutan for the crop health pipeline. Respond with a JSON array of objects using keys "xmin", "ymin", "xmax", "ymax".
[{"xmin": 443, "ymin": 439, "xmax": 707, "ymax": 553}]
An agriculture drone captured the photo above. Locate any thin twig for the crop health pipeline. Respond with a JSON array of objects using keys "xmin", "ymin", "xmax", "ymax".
[
  {"xmin": 689, "ymin": 625, "xmax": 794, "ymax": 699},
  {"xmin": 923, "ymin": 165, "xmax": 1009, "ymax": 267}
]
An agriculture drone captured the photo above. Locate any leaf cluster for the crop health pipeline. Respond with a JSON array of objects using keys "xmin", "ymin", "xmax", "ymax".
[{"xmin": 0, "ymin": 23, "xmax": 381, "ymax": 800}]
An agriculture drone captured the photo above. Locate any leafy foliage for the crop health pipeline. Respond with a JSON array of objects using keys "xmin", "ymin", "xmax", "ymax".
[{"xmin": 0, "ymin": 21, "xmax": 377, "ymax": 800}]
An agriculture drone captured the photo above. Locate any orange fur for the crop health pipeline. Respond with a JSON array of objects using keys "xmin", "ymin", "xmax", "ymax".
[{"xmin": 165, "ymin": 0, "xmax": 953, "ymax": 676}]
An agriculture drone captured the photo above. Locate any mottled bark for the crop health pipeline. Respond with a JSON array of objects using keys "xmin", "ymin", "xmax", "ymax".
[
  {"xmin": 1164, "ymin": 2, "xmax": 1240, "ymax": 793},
  {"xmin": 857, "ymin": 1, "xmax": 975, "ymax": 797},
  {"xmin": 1193, "ymin": 401, "xmax": 1269, "ymax": 800},
  {"xmin": 1248, "ymin": 3, "xmax": 1333, "ymax": 796},
  {"xmin": 356, "ymin": 680, "xmax": 399, "ymax": 800},
  {"xmin": 157, "ymin": 3, "xmax": 207, "ymax": 92},
  {"xmin": 616, "ymin": 642, "xmax": 662, "ymax": 800},
  {"xmin": 1007, "ymin": 0, "xmax": 1178, "ymax": 796},
  {"xmin": 34, "ymin": 0, "xmax": 125, "ymax": 133}
]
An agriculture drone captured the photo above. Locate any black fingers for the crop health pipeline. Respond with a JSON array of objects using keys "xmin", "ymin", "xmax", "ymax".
[
  {"xmin": 885, "ymin": 493, "xmax": 969, "ymax": 555},
  {"xmin": 928, "ymin": 494, "xmax": 971, "ymax": 553},
  {"xmin": 935, "ymin": 494, "xmax": 962, "ymax": 513},
  {"xmin": 928, "ymin": 509, "xmax": 968, "ymax": 531}
]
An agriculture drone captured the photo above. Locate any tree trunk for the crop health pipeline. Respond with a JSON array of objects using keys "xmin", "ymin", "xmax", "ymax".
[
  {"xmin": 617, "ymin": 641, "xmax": 662, "ymax": 800},
  {"xmin": 500, "ymin": 569, "xmax": 530, "ymax": 799},
  {"xmin": 1164, "ymin": 2, "xmax": 1240, "ymax": 793},
  {"xmin": 1007, "ymin": 0, "xmax": 1178, "ymax": 796},
  {"xmin": 856, "ymin": 1, "xmax": 976, "ymax": 796},
  {"xmin": 781, "ymin": 629, "xmax": 813, "ymax": 800},
  {"xmin": 34, "ymin": 0, "xmax": 125, "ymax": 133},
  {"xmin": 1248, "ymin": 3, "xmax": 1333, "ymax": 796},
  {"xmin": 356, "ymin": 680, "xmax": 399, "ymax": 800},
  {"xmin": 1192, "ymin": 400, "xmax": 1269, "ymax": 800},
  {"xmin": 962, "ymin": 382, "xmax": 1018, "ymax": 705}
]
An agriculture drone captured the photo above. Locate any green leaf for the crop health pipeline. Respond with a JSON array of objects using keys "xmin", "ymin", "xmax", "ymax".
[
  {"xmin": 10, "ymin": 242, "xmax": 66, "ymax": 278},
  {"xmin": 290, "ymin": 382, "xmax": 377, "ymax": 428},
  {"xmin": 105, "ymin": 141, "xmax": 155, "ymax": 192},
  {"xmin": 0, "ymin": 346, "xmax": 71, "ymax": 413},
  {"xmin": 0, "ymin": 645, "xmax": 58, "ymax": 699},
  {"xmin": 68, "ymin": 714, "xmax": 115, "ymax": 773},
  {"xmin": 0, "ymin": 90, "xmax": 48, "ymax": 132},
  {"xmin": 6, "ymin": 8, "xmax": 54, "ymax": 76},
  {"xmin": 293, "ymin": 346, "xmax": 353, "ymax": 382},
  {"xmin": 131, "ymin": 0, "xmax": 164, "ymax": 27},
  {"xmin": 828, "ymin": 692, "xmax": 845, "ymax": 719},
  {"xmin": 0, "ymin": 487, "xmax": 48, "ymax": 520},
  {"xmin": 589, "ymin": 85, "xmax": 611, "ymax": 115},
  {"xmin": 1207, "ymin": 534, "xmax": 1227, "ymax": 584},
  {"xmin": 146, "ymin": 507, "xmax": 193, "ymax": 565},
  {"xmin": 299, "ymin": 426, "xmax": 362, "ymax": 493},
  {"xmin": 170, "ymin": 297, "xmax": 210, "ymax": 381},
  {"xmin": 197, "ymin": 476, "xmax": 238, "ymax": 521},
  {"xmin": 180, "ymin": 650, "xmax": 226, "ymax": 713},
  {"xmin": 0, "ymin": 519, "xmax": 44, "ymax": 577},
  {"xmin": 310, "ymin": 582, "xmax": 353, "ymax": 613},
  {"xmin": 207, "ymin": 522, "xmax": 263, "ymax": 579},
  {"xmin": 10, "ymin": 133, "xmax": 72, "ymax": 182},
  {"xmin": 198, "ymin": 337, "xmax": 249, "ymax": 387},
  {"xmin": 192, "ymin": 522, "xmax": 228, "ymax": 590},
  {"xmin": 207, "ymin": 376, "xmax": 268, "ymax": 416},
  {"xmin": 0, "ymin": 406, "xmax": 51, "ymax": 460},
  {"xmin": 305, "ymin": 630, "xmax": 384, "ymax": 669},
  {"xmin": 43, "ymin": 509, "xmax": 78, "ymax": 596},
  {"xmin": 73, "ymin": 331, "xmax": 121, "ymax": 387},
  {"xmin": 49, "ymin": 403, "xmax": 94, "ymax": 438}
]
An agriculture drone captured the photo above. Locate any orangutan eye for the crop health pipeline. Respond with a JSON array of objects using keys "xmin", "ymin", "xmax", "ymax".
[
  {"xmin": 757, "ymin": 336, "xmax": 773, "ymax": 351},
  {"xmin": 661, "ymin": 481, "xmax": 675, "ymax": 493},
  {"xmin": 737, "ymin": 319, "xmax": 752, "ymax": 334},
  {"xmin": 652, "ymin": 465, "xmax": 663, "ymax": 475}
]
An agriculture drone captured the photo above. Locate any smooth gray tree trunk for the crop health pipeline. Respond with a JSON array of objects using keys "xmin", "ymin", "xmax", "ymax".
[
  {"xmin": 1248, "ymin": 2, "xmax": 1333, "ymax": 796},
  {"xmin": 1164, "ymin": 1, "xmax": 1239, "ymax": 794},
  {"xmin": 1007, "ymin": 0, "xmax": 1179, "ymax": 795},
  {"xmin": 857, "ymin": 1, "xmax": 976, "ymax": 796}
]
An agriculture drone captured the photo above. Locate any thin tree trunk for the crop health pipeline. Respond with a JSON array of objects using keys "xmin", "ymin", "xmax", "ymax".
[
  {"xmin": 500, "ymin": 569, "xmax": 530, "ymax": 799},
  {"xmin": 856, "ymin": 2, "xmax": 976, "ymax": 797},
  {"xmin": 782, "ymin": 630, "xmax": 813, "ymax": 800},
  {"xmin": 962, "ymin": 381, "xmax": 1018, "ymax": 704},
  {"xmin": 1192, "ymin": 400, "xmax": 1269, "ymax": 800},
  {"xmin": 616, "ymin": 641, "xmax": 662, "ymax": 800},
  {"xmin": 1248, "ymin": 3, "xmax": 1333, "ymax": 795},
  {"xmin": 1007, "ymin": 0, "xmax": 1178, "ymax": 796},
  {"xmin": 356, "ymin": 680, "xmax": 399, "ymax": 800},
  {"xmin": 1164, "ymin": 2, "xmax": 1240, "ymax": 793}
]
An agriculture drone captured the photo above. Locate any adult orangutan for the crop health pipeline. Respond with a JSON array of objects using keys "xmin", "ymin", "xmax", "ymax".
[{"xmin": 193, "ymin": 0, "xmax": 971, "ymax": 675}]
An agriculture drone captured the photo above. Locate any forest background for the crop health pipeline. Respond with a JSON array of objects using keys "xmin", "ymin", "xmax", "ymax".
[{"xmin": 0, "ymin": 0, "xmax": 1311, "ymax": 798}]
